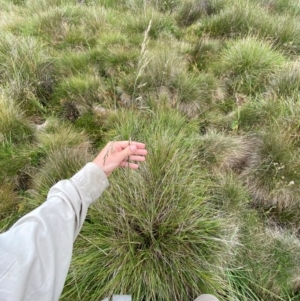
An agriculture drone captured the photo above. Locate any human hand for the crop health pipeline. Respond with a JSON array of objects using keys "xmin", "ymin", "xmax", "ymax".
[{"xmin": 93, "ymin": 141, "xmax": 147, "ymax": 176}]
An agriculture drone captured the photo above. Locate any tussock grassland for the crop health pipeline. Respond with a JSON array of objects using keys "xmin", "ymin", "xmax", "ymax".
[{"xmin": 1, "ymin": 0, "xmax": 300, "ymax": 300}]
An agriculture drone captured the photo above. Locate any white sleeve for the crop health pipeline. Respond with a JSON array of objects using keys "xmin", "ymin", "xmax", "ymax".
[{"xmin": 0, "ymin": 162, "xmax": 109, "ymax": 301}]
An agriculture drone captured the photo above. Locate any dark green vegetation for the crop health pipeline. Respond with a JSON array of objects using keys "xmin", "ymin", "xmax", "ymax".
[{"xmin": 1, "ymin": 0, "xmax": 300, "ymax": 300}]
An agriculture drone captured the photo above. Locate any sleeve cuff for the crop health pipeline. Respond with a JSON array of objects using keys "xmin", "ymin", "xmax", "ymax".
[{"xmin": 71, "ymin": 162, "xmax": 109, "ymax": 205}]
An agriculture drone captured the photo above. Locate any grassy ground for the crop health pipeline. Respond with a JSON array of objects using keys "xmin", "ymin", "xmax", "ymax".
[{"xmin": 1, "ymin": 0, "xmax": 300, "ymax": 300}]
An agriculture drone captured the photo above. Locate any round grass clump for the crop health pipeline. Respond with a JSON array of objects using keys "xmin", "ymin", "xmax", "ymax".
[
  {"xmin": 0, "ymin": 33, "xmax": 53, "ymax": 106},
  {"xmin": 175, "ymin": 72, "xmax": 220, "ymax": 118},
  {"xmin": 0, "ymin": 94, "xmax": 34, "ymax": 144},
  {"xmin": 52, "ymin": 74, "xmax": 106, "ymax": 111},
  {"xmin": 212, "ymin": 173, "xmax": 300, "ymax": 300},
  {"xmin": 0, "ymin": 142, "xmax": 41, "ymax": 192},
  {"xmin": 21, "ymin": 6, "xmax": 108, "ymax": 48},
  {"xmin": 227, "ymin": 216, "xmax": 300, "ymax": 300},
  {"xmin": 267, "ymin": 62, "xmax": 300, "ymax": 100},
  {"xmin": 74, "ymin": 111, "xmax": 106, "ymax": 147},
  {"xmin": 32, "ymin": 146, "xmax": 92, "ymax": 203},
  {"xmin": 201, "ymin": 2, "xmax": 267, "ymax": 38},
  {"xmin": 217, "ymin": 37, "xmax": 285, "ymax": 95},
  {"xmin": 210, "ymin": 171, "xmax": 300, "ymax": 300},
  {"xmin": 36, "ymin": 119, "xmax": 89, "ymax": 152},
  {"xmin": 0, "ymin": 181, "xmax": 24, "ymax": 233},
  {"xmin": 189, "ymin": 36, "xmax": 223, "ymax": 71},
  {"xmin": 53, "ymin": 50, "xmax": 91, "ymax": 78},
  {"xmin": 62, "ymin": 109, "xmax": 235, "ymax": 301},
  {"xmin": 124, "ymin": 9, "xmax": 177, "ymax": 39},
  {"xmin": 196, "ymin": 131, "xmax": 259, "ymax": 174},
  {"xmin": 120, "ymin": 41, "xmax": 185, "ymax": 100},
  {"xmin": 255, "ymin": 0, "xmax": 300, "ymax": 16},
  {"xmin": 240, "ymin": 126, "xmax": 300, "ymax": 213},
  {"xmin": 0, "ymin": 183, "xmax": 19, "ymax": 220},
  {"xmin": 176, "ymin": 0, "xmax": 224, "ymax": 27},
  {"xmin": 201, "ymin": 2, "xmax": 300, "ymax": 54},
  {"xmin": 89, "ymin": 36, "xmax": 139, "ymax": 77}
]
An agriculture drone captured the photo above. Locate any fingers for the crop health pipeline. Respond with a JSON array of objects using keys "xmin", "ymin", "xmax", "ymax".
[
  {"xmin": 123, "ymin": 155, "xmax": 146, "ymax": 162},
  {"xmin": 115, "ymin": 141, "xmax": 146, "ymax": 149},
  {"xmin": 118, "ymin": 144, "xmax": 147, "ymax": 162},
  {"xmin": 120, "ymin": 162, "xmax": 139, "ymax": 169},
  {"xmin": 134, "ymin": 148, "xmax": 147, "ymax": 156}
]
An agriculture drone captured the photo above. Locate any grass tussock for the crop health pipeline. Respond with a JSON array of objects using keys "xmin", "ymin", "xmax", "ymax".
[
  {"xmin": 254, "ymin": 0, "xmax": 300, "ymax": 16},
  {"xmin": 20, "ymin": 6, "xmax": 108, "ymax": 48},
  {"xmin": 176, "ymin": 0, "xmax": 224, "ymax": 27},
  {"xmin": 240, "ymin": 126, "xmax": 300, "ymax": 210},
  {"xmin": 36, "ymin": 119, "xmax": 89, "ymax": 151},
  {"xmin": 52, "ymin": 74, "xmax": 106, "ymax": 113},
  {"xmin": 196, "ymin": 131, "xmax": 259, "ymax": 173},
  {"xmin": 124, "ymin": 9, "xmax": 176, "ymax": 39},
  {"xmin": 267, "ymin": 61, "xmax": 300, "ymax": 100},
  {"xmin": 32, "ymin": 146, "xmax": 92, "ymax": 203},
  {"xmin": 0, "ymin": 183, "xmax": 19, "ymax": 219},
  {"xmin": 229, "ymin": 221, "xmax": 299, "ymax": 300},
  {"xmin": 0, "ymin": 94, "xmax": 34, "ymax": 143},
  {"xmin": 188, "ymin": 36, "xmax": 223, "ymax": 71},
  {"xmin": 62, "ymin": 110, "xmax": 235, "ymax": 301},
  {"xmin": 216, "ymin": 37, "xmax": 285, "ymax": 95},
  {"xmin": 201, "ymin": 1, "xmax": 300, "ymax": 54},
  {"xmin": 2, "ymin": 1, "xmax": 300, "ymax": 300},
  {"xmin": 0, "ymin": 33, "xmax": 53, "ymax": 106}
]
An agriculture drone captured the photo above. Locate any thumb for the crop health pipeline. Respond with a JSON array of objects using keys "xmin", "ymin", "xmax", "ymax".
[{"xmin": 119, "ymin": 144, "xmax": 137, "ymax": 160}]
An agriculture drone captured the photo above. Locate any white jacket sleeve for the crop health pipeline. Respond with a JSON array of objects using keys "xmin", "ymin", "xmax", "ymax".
[{"xmin": 0, "ymin": 162, "xmax": 109, "ymax": 301}]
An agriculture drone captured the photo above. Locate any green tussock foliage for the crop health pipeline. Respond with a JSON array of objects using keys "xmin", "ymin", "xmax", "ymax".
[
  {"xmin": 31, "ymin": 145, "xmax": 93, "ymax": 204},
  {"xmin": 216, "ymin": 37, "xmax": 285, "ymax": 95},
  {"xmin": 267, "ymin": 61, "xmax": 300, "ymax": 100},
  {"xmin": 36, "ymin": 119, "xmax": 89, "ymax": 151},
  {"xmin": 124, "ymin": 9, "xmax": 177, "ymax": 39},
  {"xmin": 2, "ymin": 0, "xmax": 300, "ymax": 300},
  {"xmin": 62, "ymin": 110, "xmax": 235, "ymax": 301},
  {"xmin": 0, "ymin": 33, "xmax": 54, "ymax": 107},
  {"xmin": 52, "ymin": 74, "xmax": 106, "ymax": 112},
  {"xmin": 201, "ymin": 1, "xmax": 300, "ymax": 54},
  {"xmin": 176, "ymin": 0, "xmax": 224, "ymax": 27},
  {"xmin": 188, "ymin": 36, "xmax": 223, "ymax": 71},
  {"xmin": 0, "ymin": 183, "xmax": 19, "ymax": 219},
  {"xmin": 0, "ymin": 94, "xmax": 34, "ymax": 143},
  {"xmin": 253, "ymin": 0, "xmax": 300, "ymax": 16},
  {"xmin": 19, "ymin": 6, "xmax": 109, "ymax": 49}
]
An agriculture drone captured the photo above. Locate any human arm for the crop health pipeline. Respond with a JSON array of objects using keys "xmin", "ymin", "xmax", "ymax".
[{"xmin": 0, "ymin": 141, "xmax": 147, "ymax": 301}]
